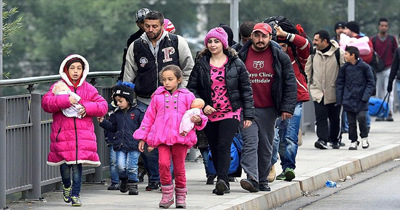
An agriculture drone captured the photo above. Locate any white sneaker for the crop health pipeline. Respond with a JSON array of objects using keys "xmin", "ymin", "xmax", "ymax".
[
  {"xmin": 349, "ymin": 141, "xmax": 358, "ymax": 150},
  {"xmin": 361, "ymin": 138, "xmax": 369, "ymax": 149}
]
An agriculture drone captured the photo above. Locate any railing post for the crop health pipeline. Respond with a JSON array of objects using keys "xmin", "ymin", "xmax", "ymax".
[
  {"xmin": 93, "ymin": 87, "xmax": 104, "ymax": 183},
  {"xmin": 0, "ymin": 97, "xmax": 7, "ymax": 209},
  {"xmin": 24, "ymin": 93, "xmax": 42, "ymax": 200}
]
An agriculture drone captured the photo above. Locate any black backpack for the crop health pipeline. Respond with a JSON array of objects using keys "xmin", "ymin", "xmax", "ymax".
[{"xmin": 370, "ymin": 35, "xmax": 395, "ymax": 73}]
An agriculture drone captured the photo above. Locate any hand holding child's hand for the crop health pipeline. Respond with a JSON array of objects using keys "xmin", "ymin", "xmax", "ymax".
[
  {"xmin": 191, "ymin": 115, "xmax": 202, "ymax": 125},
  {"xmin": 69, "ymin": 95, "xmax": 78, "ymax": 105},
  {"xmin": 138, "ymin": 140, "xmax": 145, "ymax": 153},
  {"xmin": 97, "ymin": 116, "xmax": 104, "ymax": 123}
]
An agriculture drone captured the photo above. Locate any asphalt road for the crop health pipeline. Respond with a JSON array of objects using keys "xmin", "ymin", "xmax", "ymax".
[{"xmin": 273, "ymin": 159, "xmax": 400, "ymax": 210}]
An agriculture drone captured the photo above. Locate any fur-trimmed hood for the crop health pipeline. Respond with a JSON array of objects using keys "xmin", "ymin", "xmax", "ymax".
[{"xmin": 59, "ymin": 54, "xmax": 90, "ymax": 87}]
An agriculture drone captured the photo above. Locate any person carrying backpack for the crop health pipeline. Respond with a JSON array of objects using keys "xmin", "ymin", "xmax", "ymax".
[
  {"xmin": 370, "ymin": 18, "xmax": 398, "ymax": 121},
  {"xmin": 267, "ymin": 21, "xmax": 310, "ymax": 182}
]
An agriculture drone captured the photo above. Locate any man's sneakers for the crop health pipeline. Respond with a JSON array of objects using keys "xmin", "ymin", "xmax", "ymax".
[
  {"xmin": 267, "ymin": 164, "xmax": 276, "ymax": 183},
  {"xmin": 331, "ymin": 142, "xmax": 341, "ymax": 149},
  {"xmin": 314, "ymin": 140, "xmax": 328, "ymax": 149},
  {"xmin": 361, "ymin": 138, "xmax": 370, "ymax": 149},
  {"xmin": 206, "ymin": 175, "xmax": 216, "ymax": 185},
  {"xmin": 386, "ymin": 113, "xmax": 394, "ymax": 121},
  {"xmin": 276, "ymin": 168, "xmax": 295, "ymax": 181},
  {"xmin": 276, "ymin": 172, "xmax": 285, "ymax": 180},
  {"xmin": 71, "ymin": 195, "xmax": 82, "ymax": 207},
  {"xmin": 62, "ymin": 185, "xmax": 72, "ymax": 203},
  {"xmin": 107, "ymin": 182, "xmax": 119, "ymax": 190},
  {"xmin": 259, "ymin": 183, "xmax": 271, "ymax": 191},
  {"xmin": 240, "ymin": 179, "xmax": 259, "ymax": 193},
  {"xmin": 283, "ymin": 168, "xmax": 295, "ymax": 181},
  {"xmin": 214, "ymin": 180, "xmax": 230, "ymax": 195},
  {"xmin": 349, "ymin": 141, "xmax": 359, "ymax": 150}
]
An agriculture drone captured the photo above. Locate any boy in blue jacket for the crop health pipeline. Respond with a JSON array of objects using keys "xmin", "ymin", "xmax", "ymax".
[
  {"xmin": 336, "ymin": 46, "xmax": 375, "ymax": 150},
  {"xmin": 98, "ymin": 82, "xmax": 142, "ymax": 195}
]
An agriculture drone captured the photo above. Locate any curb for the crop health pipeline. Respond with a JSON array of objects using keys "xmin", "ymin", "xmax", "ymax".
[{"xmin": 210, "ymin": 142, "xmax": 400, "ymax": 210}]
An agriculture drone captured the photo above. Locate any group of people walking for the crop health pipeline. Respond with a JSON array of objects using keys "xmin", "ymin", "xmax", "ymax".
[{"xmin": 41, "ymin": 7, "xmax": 399, "ymax": 209}]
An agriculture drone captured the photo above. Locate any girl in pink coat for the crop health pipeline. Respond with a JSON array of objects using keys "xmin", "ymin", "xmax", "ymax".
[
  {"xmin": 134, "ymin": 65, "xmax": 207, "ymax": 209},
  {"xmin": 42, "ymin": 54, "xmax": 108, "ymax": 207}
]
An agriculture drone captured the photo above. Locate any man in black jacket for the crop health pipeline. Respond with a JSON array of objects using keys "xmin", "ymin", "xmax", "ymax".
[
  {"xmin": 118, "ymin": 8, "xmax": 151, "ymax": 81},
  {"xmin": 238, "ymin": 23, "xmax": 297, "ymax": 192}
]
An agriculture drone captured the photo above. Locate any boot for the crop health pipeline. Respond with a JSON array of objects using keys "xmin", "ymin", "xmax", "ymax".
[
  {"xmin": 267, "ymin": 164, "xmax": 276, "ymax": 183},
  {"xmin": 159, "ymin": 185, "xmax": 174, "ymax": 208},
  {"xmin": 127, "ymin": 180, "xmax": 139, "ymax": 195},
  {"xmin": 175, "ymin": 187, "xmax": 187, "ymax": 208}
]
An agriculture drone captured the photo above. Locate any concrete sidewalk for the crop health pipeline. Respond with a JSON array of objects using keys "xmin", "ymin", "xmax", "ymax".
[{"xmin": 7, "ymin": 113, "xmax": 400, "ymax": 210}]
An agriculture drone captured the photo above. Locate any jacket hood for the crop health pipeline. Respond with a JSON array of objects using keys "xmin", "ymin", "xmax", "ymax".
[
  {"xmin": 59, "ymin": 54, "xmax": 89, "ymax": 87},
  {"xmin": 140, "ymin": 29, "xmax": 168, "ymax": 44},
  {"xmin": 153, "ymin": 86, "xmax": 191, "ymax": 96}
]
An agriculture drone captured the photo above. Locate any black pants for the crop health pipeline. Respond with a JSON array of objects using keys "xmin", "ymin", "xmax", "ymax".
[
  {"xmin": 203, "ymin": 119, "xmax": 239, "ymax": 183},
  {"xmin": 347, "ymin": 110, "xmax": 368, "ymax": 142},
  {"xmin": 314, "ymin": 99, "xmax": 342, "ymax": 144}
]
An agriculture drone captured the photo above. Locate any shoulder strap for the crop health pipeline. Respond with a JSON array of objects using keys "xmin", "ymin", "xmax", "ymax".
[{"xmin": 335, "ymin": 48, "xmax": 341, "ymax": 67}]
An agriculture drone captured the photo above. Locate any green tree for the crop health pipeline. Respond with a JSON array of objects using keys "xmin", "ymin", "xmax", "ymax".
[{"xmin": 2, "ymin": 1, "xmax": 22, "ymax": 78}]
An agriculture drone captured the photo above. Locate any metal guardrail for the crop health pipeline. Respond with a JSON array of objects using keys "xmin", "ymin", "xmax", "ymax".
[{"xmin": 0, "ymin": 71, "xmax": 119, "ymax": 209}]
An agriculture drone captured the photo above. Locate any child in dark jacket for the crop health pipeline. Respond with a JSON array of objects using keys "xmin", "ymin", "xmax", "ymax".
[
  {"xmin": 98, "ymin": 82, "xmax": 142, "ymax": 195},
  {"xmin": 336, "ymin": 46, "xmax": 375, "ymax": 150}
]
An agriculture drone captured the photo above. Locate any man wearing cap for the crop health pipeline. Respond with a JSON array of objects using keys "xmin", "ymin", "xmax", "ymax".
[
  {"xmin": 332, "ymin": 21, "xmax": 346, "ymax": 43},
  {"xmin": 118, "ymin": 8, "xmax": 152, "ymax": 81},
  {"xmin": 238, "ymin": 23, "xmax": 297, "ymax": 192},
  {"xmin": 305, "ymin": 30, "xmax": 345, "ymax": 150},
  {"xmin": 123, "ymin": 10, "xmax": 194, "ymax": 191},
  {"xmin": 370, "ymin": 18, "xmax": 398, "ymax": 121}
]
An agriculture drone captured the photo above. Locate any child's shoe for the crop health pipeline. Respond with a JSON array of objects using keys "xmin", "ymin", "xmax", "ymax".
[
  {"xmin": 349, "ymin": 141, "xmax": 359, "ymax": 150},
  {"xmin": 120, "ymin": 178, "xmax": 128, "ymax": 193},
  {"xmin": 175, "ymin": 187, "xmax": 187, "ymax": 208},
  {"xmin": 361, "ymin": 137, "xmax": 369, "ymax": 149},
  {"xmin": 276, "ymin": 172, "xmax": 285, "ymax": 180},
  {"xmin": 267, "ymin": 164, "xmax": 276, "ymax": 182},
  {"xmin": 283, "ymin": 168, "xmax": 295, "ymax": 181},
  {"xmin": 62, "ymin": 185, "xmax": 72, "ymax": 203},
  {"xmin": 107, "ymin": 182, "xmax": 119, "ymax": 190},
  {"xmin": 71, "ymin": 195, "xmax": 82, "ymax": 207},
  {"xmin": 159, "ymin": 185, "xmax": 174, "ymax": 208},
  {"xmin": 127, "ymin": 180, "xmax": 139, "ymax": 195},
  {"xmin": 146, "ymin": 181, "xmax": 160, "ymax": 191}
]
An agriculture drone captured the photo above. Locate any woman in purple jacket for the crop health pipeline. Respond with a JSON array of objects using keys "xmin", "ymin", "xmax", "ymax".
[{"xmin": 42, "ymin": 54, "xmax": 108, "ymax": 206}]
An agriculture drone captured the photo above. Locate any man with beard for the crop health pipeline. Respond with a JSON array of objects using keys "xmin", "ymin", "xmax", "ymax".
[
  {"xmin": 305, "ymin": 30, "xmax": 345, "ymax": 150},
  {"xmin": 123, "ymin": 10, "xmax": 194, "ymax": 191},
  {"xmin": 238, "ymin": 23, "xmax": 297, "ymax": 192}
]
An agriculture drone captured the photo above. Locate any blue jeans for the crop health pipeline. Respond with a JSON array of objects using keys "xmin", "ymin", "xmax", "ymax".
[
  {"xmin": 271, "ymin": 102, "xmax": 302, "ymax": 170},
  {"xmin": 199, "ymin": 147, "xmax": 215, "ymax": 177},
  {"xmin": 396, "ymin": 80, "xmax": 400, "ymax": 111},
  {"xmin": 109, "ymin": 145, "xmax": 119, "ymax": 184},
  {"xmin": 137, "ymin": 100, "xmax": 160, "ymax": 183},
  {"xmin": 116, "ymin": 149, "xmax": 140, "ymax": 182},
  {"xmin": 60, "ymin": 163, "xmax": 82, "ymax": 197}
]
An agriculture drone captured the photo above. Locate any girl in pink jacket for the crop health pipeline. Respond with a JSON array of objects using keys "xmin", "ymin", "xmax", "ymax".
[
  {"xmin": 134, "ymin": 65, "xmax": 207, "ymax": 209},
  {"xmin": 42, "ymin": 54, "xmax": 108, "ymax": 207}
]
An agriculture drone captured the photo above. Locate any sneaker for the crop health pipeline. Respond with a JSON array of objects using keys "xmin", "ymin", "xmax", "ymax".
[
  {"xmin": 240, "ymin": 179, "xmax": 259, "ymax": 193},
  {"xmin": 267, "ymin": 164, "xmax": 276, "ymax": 183},
  {"xmin": 107, "ymin": 183, "xmax": 119, "ymax": 190},
  {"xmin": 228, "ymin": 176, "xmax": 235, "ymax": 182},
  {"xmin": 206, "ymin": 175, "xmax": 216, "ymax": 185},
  {"xmin": 331, "ymin": 142, "xmax": 341, "ymax": 149},
  {"xmin": 71, "ymin": 196, "xmax": 82, "ymax": 207},
  {"xmin": 214, "ymin": 180, "xmax": 229, "ymax": 195},
  {"xmin": 62, "ymin": 185, "xmax": 72, "ymax": 203},
  {"xmin": 314, "ymin": 140, "xmax": 328, "ymax": 149},
  {"xmin": 146, "ymin": 182, "xmax": 160, "ymax": 191},
  {"xmin": 375, "ymin": 117, "xmax": 385, "ymax": 121},
  {"xmin": 361, "ymin": 138, "xmax": 369, "ymax": 149},
  {"xmin": 349, "ymin": 141, "xmax": 359, "ymax": 150},
  {"xmin": 283, "ymin": 168, "xmax": 295, "ymax": 182},
  {"xmin": 340, "ymin": 142, "xmax": 346, "ymax": 147},
  {"xmin": 120, "ymin": 179, "xmax": 128, "ymax": 193},
  {"xmin": 259, "ymin": 183, "xmax": 271, "ymax": 191},
  {"xmin": 386, "ymin": 113, "xmax": 394, "ymax": 121},
  {"xmin": 276, "ymin": 172, "xmax": 285, "ymax": 180}
]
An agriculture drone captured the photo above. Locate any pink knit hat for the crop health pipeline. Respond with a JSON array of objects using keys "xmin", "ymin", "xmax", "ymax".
[
  {"xmin": 164, "ymin": 18, "xmax": 176, "ymax": 34},
  {"xmin": 204, "ymin": 27, "xmax": 228, "ymax": 49}
]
